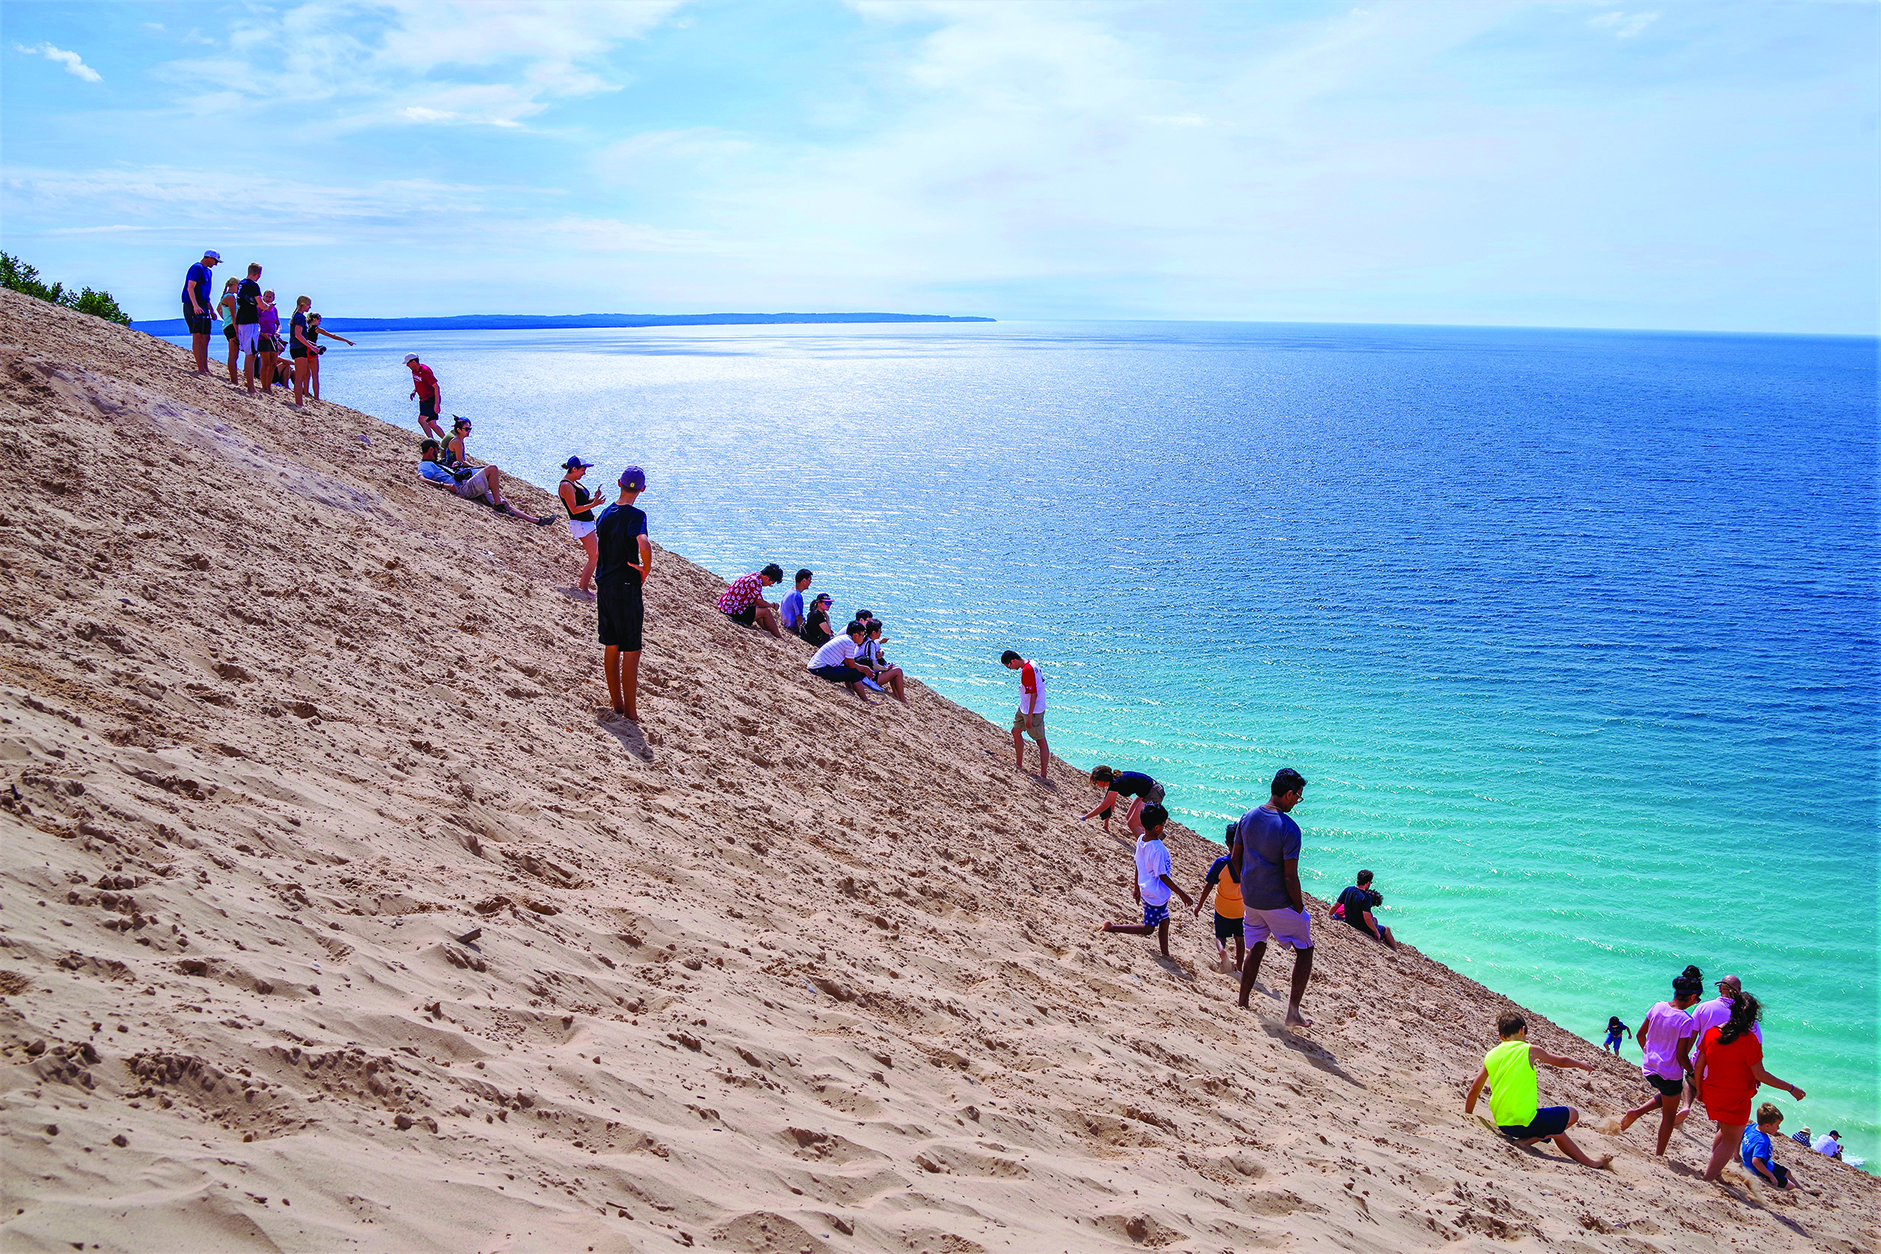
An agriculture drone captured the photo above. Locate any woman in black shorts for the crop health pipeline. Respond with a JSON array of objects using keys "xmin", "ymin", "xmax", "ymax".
[{"xmin": 1080, "ymin": 766, "xmax": 1166, "ymax": 837}]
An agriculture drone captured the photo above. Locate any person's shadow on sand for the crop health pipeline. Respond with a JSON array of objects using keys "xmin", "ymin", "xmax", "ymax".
[{"xmin": 597, "ymin": 714, "xmax": 653, "ymax": 761}]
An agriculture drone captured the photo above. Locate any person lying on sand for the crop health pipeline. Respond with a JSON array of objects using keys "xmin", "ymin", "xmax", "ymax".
[
  {"xmin": 417, "ymin": 441, "xmax": 552, "ymax": 525},
  {"xmin": 1616, "ymin": 970, "xmax": 1701, "ymax": 1155},
  {"xmin": 1099, "ymin": 805, "xmax": 1193, "ymax": 959},
  {"xmin": 1465, "ymin": 1011, "xmax": 1612, "ymax": 1170}
]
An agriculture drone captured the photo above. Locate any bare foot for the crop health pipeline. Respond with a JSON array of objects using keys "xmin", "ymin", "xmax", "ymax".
[
  {"xmin": 1593, "ymin": 1155, "xmax": 1614, "ymax": 1170},
  {"xmin": 1284, "ymin": 1008, "xmax": 1313, "ymax": 1028},
  {"xmin": 1098, "ymin": 922, "xmax": 1118, "ymax": 933},
  {"xmin": 1616, "ymin": 1111, "xmax": 1641, "ymax": 1133}
]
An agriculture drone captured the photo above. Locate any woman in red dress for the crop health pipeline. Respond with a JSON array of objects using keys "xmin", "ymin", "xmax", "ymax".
[{"xmin": 1693, "ymin": 993, "xmax": 1805, "ymax": 1181}]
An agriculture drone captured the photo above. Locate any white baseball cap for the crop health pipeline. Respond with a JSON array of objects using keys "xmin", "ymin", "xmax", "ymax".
[{"xmin": 403, "ymin": 353, "xmax": 420, "ymax": 363}]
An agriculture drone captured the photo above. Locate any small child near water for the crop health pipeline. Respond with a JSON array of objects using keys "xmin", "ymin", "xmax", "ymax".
[
  {"xmin": 1465, "ymin": 1011, "xmax": 1612, "ymax": 1170},
  {"xmin": 1603, "ymin": 1016, "xmax": 1632, "ymax": 1055},
  {"xmin": 1099, "ymin": 805, "xmax": 1194, "ymax": 958},
  {"xmin": 1742, "ymin": 1103, "xmax": 1811, "ymax": 1194}
]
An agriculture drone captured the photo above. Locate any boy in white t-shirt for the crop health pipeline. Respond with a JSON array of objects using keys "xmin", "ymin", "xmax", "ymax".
[
  {"xmin": 1099, "ymin": 805, "xmax": 1193, "ymax": 958},
  {"xmin": 807, "ymin": 620, "xmax": 879, "ymax": 704}
]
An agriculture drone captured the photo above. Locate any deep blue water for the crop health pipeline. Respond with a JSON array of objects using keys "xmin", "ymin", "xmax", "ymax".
[{"xmin": 175, "ymin": 320, "xmax": 1878, "ymax": 1165}]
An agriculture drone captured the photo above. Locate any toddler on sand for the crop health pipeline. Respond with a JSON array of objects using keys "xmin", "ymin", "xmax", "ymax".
[
  {"xmin": 1099, "ymin": 805, "xmax": 1194, "ymax": 958},
  {"xmin": 1465, "ymin": 1012, "xmax": 1611, "ymax": 1170}
]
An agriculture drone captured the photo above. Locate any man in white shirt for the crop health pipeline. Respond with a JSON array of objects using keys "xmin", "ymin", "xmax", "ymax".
[
  {"xmin": 1812, "ymin": 1131, "xmax": 1843, "ymax": 1159},
  {"xmin": 1001, "ymin": 650, "xmax": 1050, "ymax": 781},
  {"xmin": 807, "ymin": 621, "xmax": 878, "ymax": 704}
]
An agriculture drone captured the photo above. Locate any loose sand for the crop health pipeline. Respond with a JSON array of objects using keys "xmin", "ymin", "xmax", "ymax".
[{"xmin": 0, "ymin": 290, "xmax": 1873, "ymax": 1253}]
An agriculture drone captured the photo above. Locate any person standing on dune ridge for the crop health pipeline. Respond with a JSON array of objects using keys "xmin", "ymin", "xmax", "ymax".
[{"xmin": 181, "ymin": 249, "xmax": 219, "ymax": 373}]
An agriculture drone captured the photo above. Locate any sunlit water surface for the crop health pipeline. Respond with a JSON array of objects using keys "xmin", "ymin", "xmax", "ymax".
[{"xmin": 181, "ymin": 320, "xmax": 1877, "ymax": 1165}]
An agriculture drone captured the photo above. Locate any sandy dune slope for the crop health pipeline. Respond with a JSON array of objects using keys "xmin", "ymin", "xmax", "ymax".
[{"xmin": 0, "ymin": 290, "xmax": 1872, "ymax": 1253}]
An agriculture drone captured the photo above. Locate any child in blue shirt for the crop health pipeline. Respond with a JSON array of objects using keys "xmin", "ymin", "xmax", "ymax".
[{"xmin": 1742, "ymin": 1103, "xmax": 1809, "ymax": 1193}]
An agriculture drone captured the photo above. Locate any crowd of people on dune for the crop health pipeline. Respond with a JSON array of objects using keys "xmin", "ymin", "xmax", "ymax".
[
  {"xmin": 171, "ymin": 249, "xmax": 1846, "ymax": 1200},
  {"xmin": 180, "ymin": 250, "xmax": 352, "ymax": 405}
]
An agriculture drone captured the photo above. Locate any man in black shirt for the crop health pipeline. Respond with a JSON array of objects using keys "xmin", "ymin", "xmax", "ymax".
[
  {"xmin": 235, "ymin": 263, "xmax": 264, "ymax": 394},
  {"xmin": 1336, "ymin": 870, "xmax": 1396, "ymax": 949},
  {"xmin": 596, "ymin": 466, "xmax": 651, "ymax": 721}
]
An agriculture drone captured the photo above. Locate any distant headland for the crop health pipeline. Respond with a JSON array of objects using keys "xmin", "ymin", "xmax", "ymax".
[{"xmin": 131, "ymin": 310, "xmax": 996, "ymax": 335}]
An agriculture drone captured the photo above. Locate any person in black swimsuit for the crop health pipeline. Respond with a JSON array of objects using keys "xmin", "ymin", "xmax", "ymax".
[
  {"xmin": 800, "ymin": 593, "xmax": 834, "ymax": 646},
  {"xmin": 558, "ymin": 456, "xmax": 607, "ymax": 594},
  {"xmin": 1080, "ymin": 766, "xmax": 1166, "ymax": 837}
]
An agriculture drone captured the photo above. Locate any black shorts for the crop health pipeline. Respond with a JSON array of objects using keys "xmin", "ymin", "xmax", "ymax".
[
  {"xmin": 596, "ymin": 575, "xmax": 644, "ymax": 651},
  {"xmin": 726, "ymin": 605, "xmax": 757, "ymax": 626},
  {"xmin": 1645, "ymin": 1072, "xmax": 1683, "ymax": 1099},
  {"xmin": 1213, "ymin": 913, "xmax": 1244, "ymax": 942},
  {"xmin": 811, "ymin": 664, "xmax": 863, "ymax": 684},
  {"xmin": 1499, "ymin": 1106, "xmax": 1571, "ymax": 1140},
  {"xmin": 419, "ymin": 397, "xmax": 439, "ymax": 419},
  {"xmin": 183, "ymin": 306, "xmax": 212, "ymax": 336}
]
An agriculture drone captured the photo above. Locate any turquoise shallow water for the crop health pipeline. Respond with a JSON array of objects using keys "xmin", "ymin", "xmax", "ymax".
[{"xmin": 179, "ymin": 320, "xmax": 1877, "ymax": 1165}]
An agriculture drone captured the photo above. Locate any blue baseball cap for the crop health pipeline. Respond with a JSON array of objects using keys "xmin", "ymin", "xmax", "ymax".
[
  {"xmin": 562, "ymin": 456, "xmax": 593, "ymax": 470},
  {"xmin": 203, "ymin": 250, "xmax": 221, "ymax": 261},
  {"xmin": 618, "ymin": 466, "xmax": 646, "ymax": 491}
]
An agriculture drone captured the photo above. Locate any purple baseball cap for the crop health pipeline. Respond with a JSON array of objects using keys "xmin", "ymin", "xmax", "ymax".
[{"xmin": 618, "ymin": 466, "xmax": 646, "ymax": 491}]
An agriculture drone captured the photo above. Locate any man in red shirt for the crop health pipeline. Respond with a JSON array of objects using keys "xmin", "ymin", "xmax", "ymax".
[
  {"xmin": 1001, "ymin": 650, "xmax": 1050, "ymax": 781},
  {"xmin": 405, "ymin": 353, "xmax": 445, "ymax": 440},
  {"xmin": 717, "ymin": 564, "xmax": 784, "ymax": 637}
]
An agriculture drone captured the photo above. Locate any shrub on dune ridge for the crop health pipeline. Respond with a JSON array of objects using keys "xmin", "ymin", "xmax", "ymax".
[{"xmin": 0, "ymin": 251, "xmax": 131, "ymax": 325}]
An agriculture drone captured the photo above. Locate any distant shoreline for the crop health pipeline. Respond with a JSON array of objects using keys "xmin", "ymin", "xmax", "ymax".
[{"xmin": 130, "ymin": 311, "xmax": 996, "ymax": 336}]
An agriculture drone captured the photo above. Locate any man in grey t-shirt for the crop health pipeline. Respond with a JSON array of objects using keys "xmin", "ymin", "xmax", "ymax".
[{"xmin": 1235, "ymin": 767, "xmax": 1315, "ymax": 1028}]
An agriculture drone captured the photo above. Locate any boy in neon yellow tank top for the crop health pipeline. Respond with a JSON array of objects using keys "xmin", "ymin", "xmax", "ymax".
[{"xmin": 1465, "ymin": 1012, "xmax": 1612, "ymax": 1170}]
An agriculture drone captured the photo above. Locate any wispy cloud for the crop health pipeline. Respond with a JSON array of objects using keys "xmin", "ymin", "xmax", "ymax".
[
  {"xmin": 13, "ymin": 41, "xmax": 102, "ymax": 82},
  {"xmin": 1590, "ymin": 11, "xmax": 1660, "ymax": 40}
]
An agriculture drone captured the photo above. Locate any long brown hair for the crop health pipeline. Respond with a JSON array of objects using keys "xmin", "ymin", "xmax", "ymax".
[{"xmin": 1719, "ymin": 991, "xmax": 1761, "ymax": 1045}]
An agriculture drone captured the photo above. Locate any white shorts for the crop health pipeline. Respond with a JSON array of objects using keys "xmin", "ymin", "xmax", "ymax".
[
  {"xmin": 453, "ymin": 467, "xmax": 492, "ymax": 498},
  {"xmin": 568, "ymin": 519, "xmax": 596, "ymax": 539},
  {"xmin": 236, "ymin": 323, "xmax": 261, "ymax": 353},
  {"xmin": 1242, "ymin": 906, "xmax": 1313, "ymax": 950}
]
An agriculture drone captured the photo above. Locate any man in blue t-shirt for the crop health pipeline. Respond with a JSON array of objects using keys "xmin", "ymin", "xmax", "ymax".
[
  {"xmin": 780, "ymin": 568, "xmax": 812, "ymax": 635},
  {"xmin": 1235, "ymin": 767, "xmax": 1315, "ymax": 1028},
  {"xmin": 181, "ymin": 249, "xmax": 220, "ymax": 373},
  {"xmin": 595, "ymin": 467, "xmax": 652, "ymax": 722}
]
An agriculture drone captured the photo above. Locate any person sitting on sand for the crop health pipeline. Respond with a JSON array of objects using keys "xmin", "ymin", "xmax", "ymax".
[
  {"xmin": 558, "ymin": 456, "xmax": 605, "ymax": 595},
  {"xmin": 443, "ymin": 416, "xmax": 474, "ymax": 468},
  {"xmin": 1812, "ymin": 1130, "xmax": 1842, "ymax": 1159},
  {"xmin": 718, "ymin": 564, "xmax": 785, "ymax": 637},
  {"xmin": 1099, "ymin": 805, "xmax": 1193, "ymax": 959},
  {"xmin": 1079, "ymin": 766, "xmax": 1165, "ymax": 837},
  {"xmin": 856, "ymin": 619, "xmax": 906, "ymax": 703},
  {"xmin": 1235, "ymin": 768, "xmax": 1315, "ymax": 1028},
  {"xmin": 780, "ymin": 569, "xmax": 812, "ymax": 635},
  {"xmin": 1617, "ymin": 971, "xmax": 1701, "ymax": 1156},
  {"xmin": 417, "ymin": 441, "xmax": 552, "ymax": 525},
  {"xmin": 1192, "ymin": 829, "xmax": 1244, "ymax": 973},
  {"xmin": 1335, "ymin": 870, "xmax": 1397, "ymax": 949},
  {"xmin": 1464, "ymin": 1011, "xmax": 1612, "ymax": 1170},
  {"xmin": 807, "ymin": 620, "xmax": 878, "ymax": 704},
  {"xmin": 1790, "ymin": 1124, "xmax": 1812, "ymax": 1147},
  {"xmin": 800, "ymin": 593, "xmax": 834, "ymax": 646},
  {"xmin": 1001, "ymin": 650, "xmax": 1050, "ymax": 781},
  {"xmin": 1743, "ymin": 1104, "xmax": 1809, "ymax": 1193},
  {"xmin": 1602, "ymin": 1016, "xmax": 1632, "ymax": 1056},
  {"xmin": 1694, "ymin": 992, "xmax": 1805, "ymax": 1183}
]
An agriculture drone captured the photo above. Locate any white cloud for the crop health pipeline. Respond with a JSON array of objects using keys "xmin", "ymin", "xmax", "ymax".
[
  {"xmin": 156, "ymin": 0, "xmax": 683, "ymax": 130},
  {"xmin": 1590, "ymin": 11, "xmax": 1660, "ymax": 39},
  {"xmin": 14, "ymin": 41, "xmax": 102, "ymax": 82}
]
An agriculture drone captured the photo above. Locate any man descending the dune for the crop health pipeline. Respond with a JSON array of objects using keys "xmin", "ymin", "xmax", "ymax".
[
  {"xmin": 1235, "ymin": 767, "xmax": 1315, "ymax": 1028},
  {"xmin": 1001, "ymin": 650, "xmax": 1050, "ymax": 781},
  {"xmin": 596, "ymin": 467, "xmax": 651, "ymax": 722}
]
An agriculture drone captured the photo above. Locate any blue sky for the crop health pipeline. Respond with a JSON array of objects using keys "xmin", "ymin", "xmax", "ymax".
[{"xmin": 2, "ymin": 1, "xmax": 1875, "ymax": 331}]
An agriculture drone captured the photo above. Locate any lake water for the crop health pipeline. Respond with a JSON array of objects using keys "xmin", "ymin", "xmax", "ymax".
[{"xmin": 176, "ymin": 320, "xmax": 1878, "ymax": 1166}]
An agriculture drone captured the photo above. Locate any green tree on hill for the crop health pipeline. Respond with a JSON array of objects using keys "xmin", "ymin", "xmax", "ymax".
[{"xmin": 0, "ymin": 252, "xmax": 132, "ymax": 326}]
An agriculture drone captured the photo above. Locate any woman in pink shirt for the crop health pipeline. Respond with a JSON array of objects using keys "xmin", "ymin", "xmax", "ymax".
[{"xmin": 1617, "ymin": 972, "xmax": 1701, "ymax": 1155}]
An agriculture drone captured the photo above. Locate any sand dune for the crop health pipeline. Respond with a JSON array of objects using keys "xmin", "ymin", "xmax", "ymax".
[{"xmin": 0, "ymin": 289, "xmax": 1872, "ymax": 1253}]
